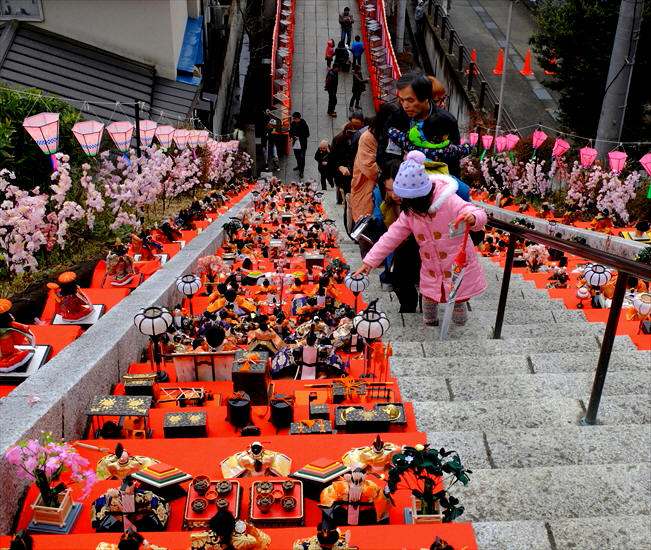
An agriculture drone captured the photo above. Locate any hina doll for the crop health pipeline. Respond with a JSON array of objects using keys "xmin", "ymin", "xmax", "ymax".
[
  {"xmin": 292, "ymin": 515, "xmax": 353, "ymax": 550},
  {"xmin": 96, "ymin": 443, "xmax": 158, "ymax": 481},
  {"xmin": 90, "ymin": 476, "xmax": 169, "ymax": 532},
  {"xmin": 190, "ymin": 510, "xmax": 270, "ymax": 550},
  {"xmin": 106, "ymin": 240, "xmax": 136, "ymax": 286},
  {"xmin": 0, "ymin": 299, "xmax": 35, "ymax": 373},
  {"xmin": 319, "ymin": 468, "xmax": 391, "ymax": 525},
  {"xmin": 50, "ymin": 271, "xmax": 94, "ymax": 321},
  {"xmin": 247, "ymin": 319, "xmax": 284, "ymax": 354},
  {"xmin": 590, "ymin": 210, "xmax": 615, "ymax": 234},
  {"xmin": 220, "ymin": 442, "xmax": 291, "ymax": 478},
  {"xmin": 342, "ymin": 435, "xmax": 401, "ymax": 474}
]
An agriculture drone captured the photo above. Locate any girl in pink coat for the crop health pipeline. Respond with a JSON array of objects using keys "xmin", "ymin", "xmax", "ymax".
[{"xmin": 356, "ymin": 150, "xmax": 487, "ymax": 326}]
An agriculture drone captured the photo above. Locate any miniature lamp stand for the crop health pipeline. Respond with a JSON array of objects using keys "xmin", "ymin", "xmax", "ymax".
[
  {"xmin": 353, "ymin": 299, "xmax": 390, "ymax": 378},
  {"xmin": 583, "ymin": 264, "xmax": 612, "ymax": 309},
  {"xmin": 633, "ymin": 293, "xmax": 651, "ymax": 334},
  {"xmin": 576, "ymin": 286, "xmax": 590, "ymax": 309},
  {"xmin": 344, "ymin": 272, "xmax": 369, "ymax": 313},
  {"xmin": 133, "ymin": 306, "xmax": 173, "ymax": 382},
  {"xmin": 176, "ymin": 274, "xmax": 202, "ymax": 315}
]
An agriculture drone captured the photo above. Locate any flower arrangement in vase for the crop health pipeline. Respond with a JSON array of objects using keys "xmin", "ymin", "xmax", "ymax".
[
  {"xmin": 386, "ymin": 444, "xmax": 471, "ymax": 523},
  {"xmin": 5, "ymin": 432, "xmax": 96, "ymax": 526}
]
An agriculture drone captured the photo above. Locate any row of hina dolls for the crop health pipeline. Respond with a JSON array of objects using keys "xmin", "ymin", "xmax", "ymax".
[{"xmin": 162, "ymin": 271, "xmax": 360, "ymax": 380}]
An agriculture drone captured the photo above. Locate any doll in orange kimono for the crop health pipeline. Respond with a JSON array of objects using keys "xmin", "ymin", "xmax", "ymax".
[
  {"xmin": 0, "ymin": 299, "xmax": 35, "ymax": 373},
  {"xmin": 50, "ymin": 271, "xmax": 94, "ymax": 321},
  {"xmin": 320, "ymin": 468, "xmax": 391, "ymax": 525}
]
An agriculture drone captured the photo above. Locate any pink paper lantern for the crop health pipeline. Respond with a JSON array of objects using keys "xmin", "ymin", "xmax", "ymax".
[
  {"xmin": 72, "ymin": 120, "xmax": 105, "ymax": 157},
  {"xmin": 639, "ymin": 153, "xmax": 651, "ymax": 176},
  {"xmin": 481, "ymin": 134, "xmax": 494, "ymax": 150},
  {"xmin": 495, "ymin": 136, "xmax": 507, "ymax": 153},
  {"xmin": 106, "ymin": 121, "xmax": 134, "ymax": 153},
  {"xmin": 532, "ymin": 129, "xmax": 548, "ymax": 149},
  {"xmin": 552, "ymin": 138, "xmax": 570, "ymax": 158},
  {"xmin": 155, "ymin": 125, "xmax": 175, "ymax": 149},
  {"xmin": 505, "ymin": 133, "xmax": 519, "ymax": 151},
  {"xmin": 173, "ymin": 129, "xmax": 190, "ymax": 149},
  {"xmin": 468, "ymin": 132, "xmax": 479, "ymax": 147},
  {"xmin": 608, "ymin": 151, "xmax": 627, "ymax": 174},
  {"xmin": 23, "ymin": 112, "xmax": 59, "ymax": 154},
  {"xmin": 139, "ymin": 120, "xmax": 157, "ymax": 147},
  {"xmin": 198, "ymin": 130, "xmax": 210, "ymax": 146},
  {"xmin": 579, "ymin": 146, "xmax": 598, "ymax": 168},
  {"xmin": 187, "ymin": 130, "xmax": 201, "ymax": 149}
]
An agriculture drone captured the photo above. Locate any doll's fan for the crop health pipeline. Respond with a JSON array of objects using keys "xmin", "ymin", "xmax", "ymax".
[{"xmin": 440, "ymin": 219, "xmax": 471, "ymax": 341}]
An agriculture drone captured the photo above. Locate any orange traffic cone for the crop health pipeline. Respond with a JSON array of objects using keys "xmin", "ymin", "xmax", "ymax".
[
  {"xmin": 520, "ymin": 50, "xmax": 534, "ymax": 76},
  {"xmin": 492, "ymin": 49, "xmax": 504, "ymax": 75},
  {"xmin": 466, "ymin": 49, "xmax": 478, "ymax": 74}
]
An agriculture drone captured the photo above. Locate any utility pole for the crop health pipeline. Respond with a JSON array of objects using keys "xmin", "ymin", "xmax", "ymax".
[
  {"xmin": 595, "ymin": 0, "xmax": 644, "ymax": 159},
  {"xmin": 396, "ymin": 0, "xmax": 407, "ymax": 53},
  {"xmin": 494, "ymin": 0, "xmax": 514, "ymax": 140}
]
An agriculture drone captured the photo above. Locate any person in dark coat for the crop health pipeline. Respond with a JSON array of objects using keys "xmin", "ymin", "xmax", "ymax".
[
  {"xmin": 339, "ymin": 7, "xmax": 354, "ymax": 46},
  {"xmin": 314, "ymin": 140, "xmax": 335, "ymax": 190},
  {"xmin": 289, "ymin": 112, "xmax": 310, "ymax": 179},
  {"xmin": 325, "ymin": 65, "xmax": 339, "ymax": 117},
  {"xmin": 329, "ymin": 123, "xmax": 357, "ymax": 204},
  {"xmin": 334, "ymin": 40, "xmax": 350, "ymax": 71},
  {"xmin": 350, "ymin": 65, "xmax": 368, "ymax": 110}
]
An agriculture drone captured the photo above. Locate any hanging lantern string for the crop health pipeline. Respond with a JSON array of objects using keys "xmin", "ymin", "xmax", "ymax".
[{"xmin": 474, "ymin": 121, "xmax": 651, "ymax": 146}]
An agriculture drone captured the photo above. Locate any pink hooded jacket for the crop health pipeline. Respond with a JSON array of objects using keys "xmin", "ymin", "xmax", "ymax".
[{"xmin": 363, "ymin": 176, "xmax": 488, "ymax": 302}]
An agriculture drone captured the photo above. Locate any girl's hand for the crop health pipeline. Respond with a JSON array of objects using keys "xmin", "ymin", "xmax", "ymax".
[
  {"xmin": 353, "ymin": 263, "xmax": 372, "ymax": 276},
  {"xmin": 456, "ymin": 213, "xmax": 476, "ymax": 227}
]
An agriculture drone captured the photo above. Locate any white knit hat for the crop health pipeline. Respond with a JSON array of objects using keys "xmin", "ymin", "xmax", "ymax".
[{"xmin": 392, "ymin": 150, "xmax": 432, "ymax": 198}]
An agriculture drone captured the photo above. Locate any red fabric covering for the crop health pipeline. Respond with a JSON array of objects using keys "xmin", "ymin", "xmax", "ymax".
[
  {"xmin": 40, "ymin": 288, "xmax": 130, "ymax": 323},
  {"xmin": 28, "ymin": 324, "xmax": 83, "ymax": 358},
  {"xmin": 0, "ymin": 523, "xmax": 476, "ymax": 550},
  {"xmin": 11, "ymin": 434, "xmax": 476, "ymax": 549}
]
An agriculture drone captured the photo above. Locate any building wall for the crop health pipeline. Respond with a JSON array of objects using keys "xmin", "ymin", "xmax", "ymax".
[{"xmin": 36, "ymin": 0, "xmax": 192, "ymax": 79}]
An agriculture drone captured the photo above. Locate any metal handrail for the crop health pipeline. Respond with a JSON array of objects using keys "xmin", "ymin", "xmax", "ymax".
[{"xmin": 487, "ymin": 215, "xmax": 650, "ymax": 425}]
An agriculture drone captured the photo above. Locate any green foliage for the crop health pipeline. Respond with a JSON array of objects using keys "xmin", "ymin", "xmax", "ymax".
[
  {"xmin": 0, "ymin": 87, "xmax": 86, "ymax": 189},
  {"xmin": 387, "ymin": 444, "xmax": 471, "ymax": 522},
  {"xmin": 634, "ymin": 245, "xmax": 651, "ymax": 265},
  {"xmin": 530, "ymin": 0, "xmax": 651, "ymax": 141}
]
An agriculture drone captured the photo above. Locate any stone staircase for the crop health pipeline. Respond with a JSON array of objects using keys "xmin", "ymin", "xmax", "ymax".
[{"xmin": 327, "ymin": 199, "xmax": 650, "ymax": 550}]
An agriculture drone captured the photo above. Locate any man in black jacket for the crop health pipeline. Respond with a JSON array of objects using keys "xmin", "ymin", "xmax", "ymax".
[
  {"xmin": 289, "ymin": 112, "xmax": 310, "ymax": 179},
  {"xmin": 377, "ymin": 70, "xmax": 461, "ymax": 176},
  {"xmin": 325, "ymin": 66, "xmax": 339, "ymax": 118}
]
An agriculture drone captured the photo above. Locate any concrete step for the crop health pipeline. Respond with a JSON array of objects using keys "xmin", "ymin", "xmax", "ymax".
[
  {"xmin": 399, "ymin": 371, "xmax": 649, "ymax": 402},
  {"xmin": 425, "ymin": 424, "xmax": 650, "ymax": 472},
  {"xmin": 530, "ymin": 350, "xmax": 651, "ymax": 373},
  {"xmin": 472, "ymin": 516, "xmax": 651, "ymax": 550},
  {"xmin": 413, "ymin": 396, "xmax": 584, "ymax": 432},
  {"xmin": 390, "ymin": 354, "xmax": 530, "ymax": 378},
  {"xmin": 417, "ymin": 334, "xmax": 636, "ymax": 357},
  {"xmin": 413, "ymin": 394, "xmax": 649, "ymax": 431},
  {"xmin": 447, "ymin": 463, "xmax": 649, "ymax": 523}
]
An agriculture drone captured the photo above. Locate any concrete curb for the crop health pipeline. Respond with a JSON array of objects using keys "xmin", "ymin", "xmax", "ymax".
[{"xmin": 0, "ymin": 191, "xmax": 253, "ymax": 533}]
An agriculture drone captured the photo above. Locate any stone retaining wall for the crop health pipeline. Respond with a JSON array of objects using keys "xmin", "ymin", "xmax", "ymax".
[{"xmin": 0, "ymin": 193, "xmax": 253, "ymax": 534}]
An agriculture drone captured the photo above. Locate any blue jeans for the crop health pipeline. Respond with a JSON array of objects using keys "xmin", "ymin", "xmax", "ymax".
[
  {"xmin": 293, "ymin": 148, "xmax": 306, "ymax": 174},
  {"xmin": 340, "ymin": 28, "xmax": 352, "ymax": 45}
]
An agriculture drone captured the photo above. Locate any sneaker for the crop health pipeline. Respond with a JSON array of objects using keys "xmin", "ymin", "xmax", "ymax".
[
  {"xmin": 299, "ymin": 172, "xmax": 304, "ymax": 179},
  {"xmin": 292, "ymin": 166, "xmax": 300, "ymax": 171},
  {"xmin": 328, "ymin": 112, "xmax": 337, "ymax": 117}
]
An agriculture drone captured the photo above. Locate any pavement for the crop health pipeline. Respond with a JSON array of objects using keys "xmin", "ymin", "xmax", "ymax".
[{"xmin": 420, "ymin": 0, "xmax": 560, "ymax": 131}]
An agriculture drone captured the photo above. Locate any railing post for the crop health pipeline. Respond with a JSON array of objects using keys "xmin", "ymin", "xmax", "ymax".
[
  {"xmin": 441, "ymin": 16, "xmax": 447, "ymax": 39},
  {"xmin": 493, "ymin": 236, "xmax": 516, "ymax": 339},
  {"xmin": 467, "ymin": 62, "xmax": 475, "ymax": 90},
  {"xmin": 428, "ymin": 0, "xmax": 434, "ymax": 15},
  {"xmin": 458, "ymin": 45, "xmax": 465, "ymax": 71},
  {"xmin": 434, "ymin": 4, "xmax": 440, "ymax": 26},
  {"xmin": 479, "ymin": 81, "xmax": 487, "ymax": 109},
  {"xmin": 448, "ymin": 29, "xmax": 455, "ymax": 54},
  {"xmin": 582, "ymin": 272, "xmax": 629, "ymax": 425},
  {"xmin": 493, "ymin": 102, "xmax": 500, "ymax": 120}
]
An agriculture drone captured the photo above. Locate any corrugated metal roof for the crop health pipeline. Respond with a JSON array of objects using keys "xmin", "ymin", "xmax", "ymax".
[{"xmin": 0, "ymin": 23, "xmax": 197, "ymax": 123}]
